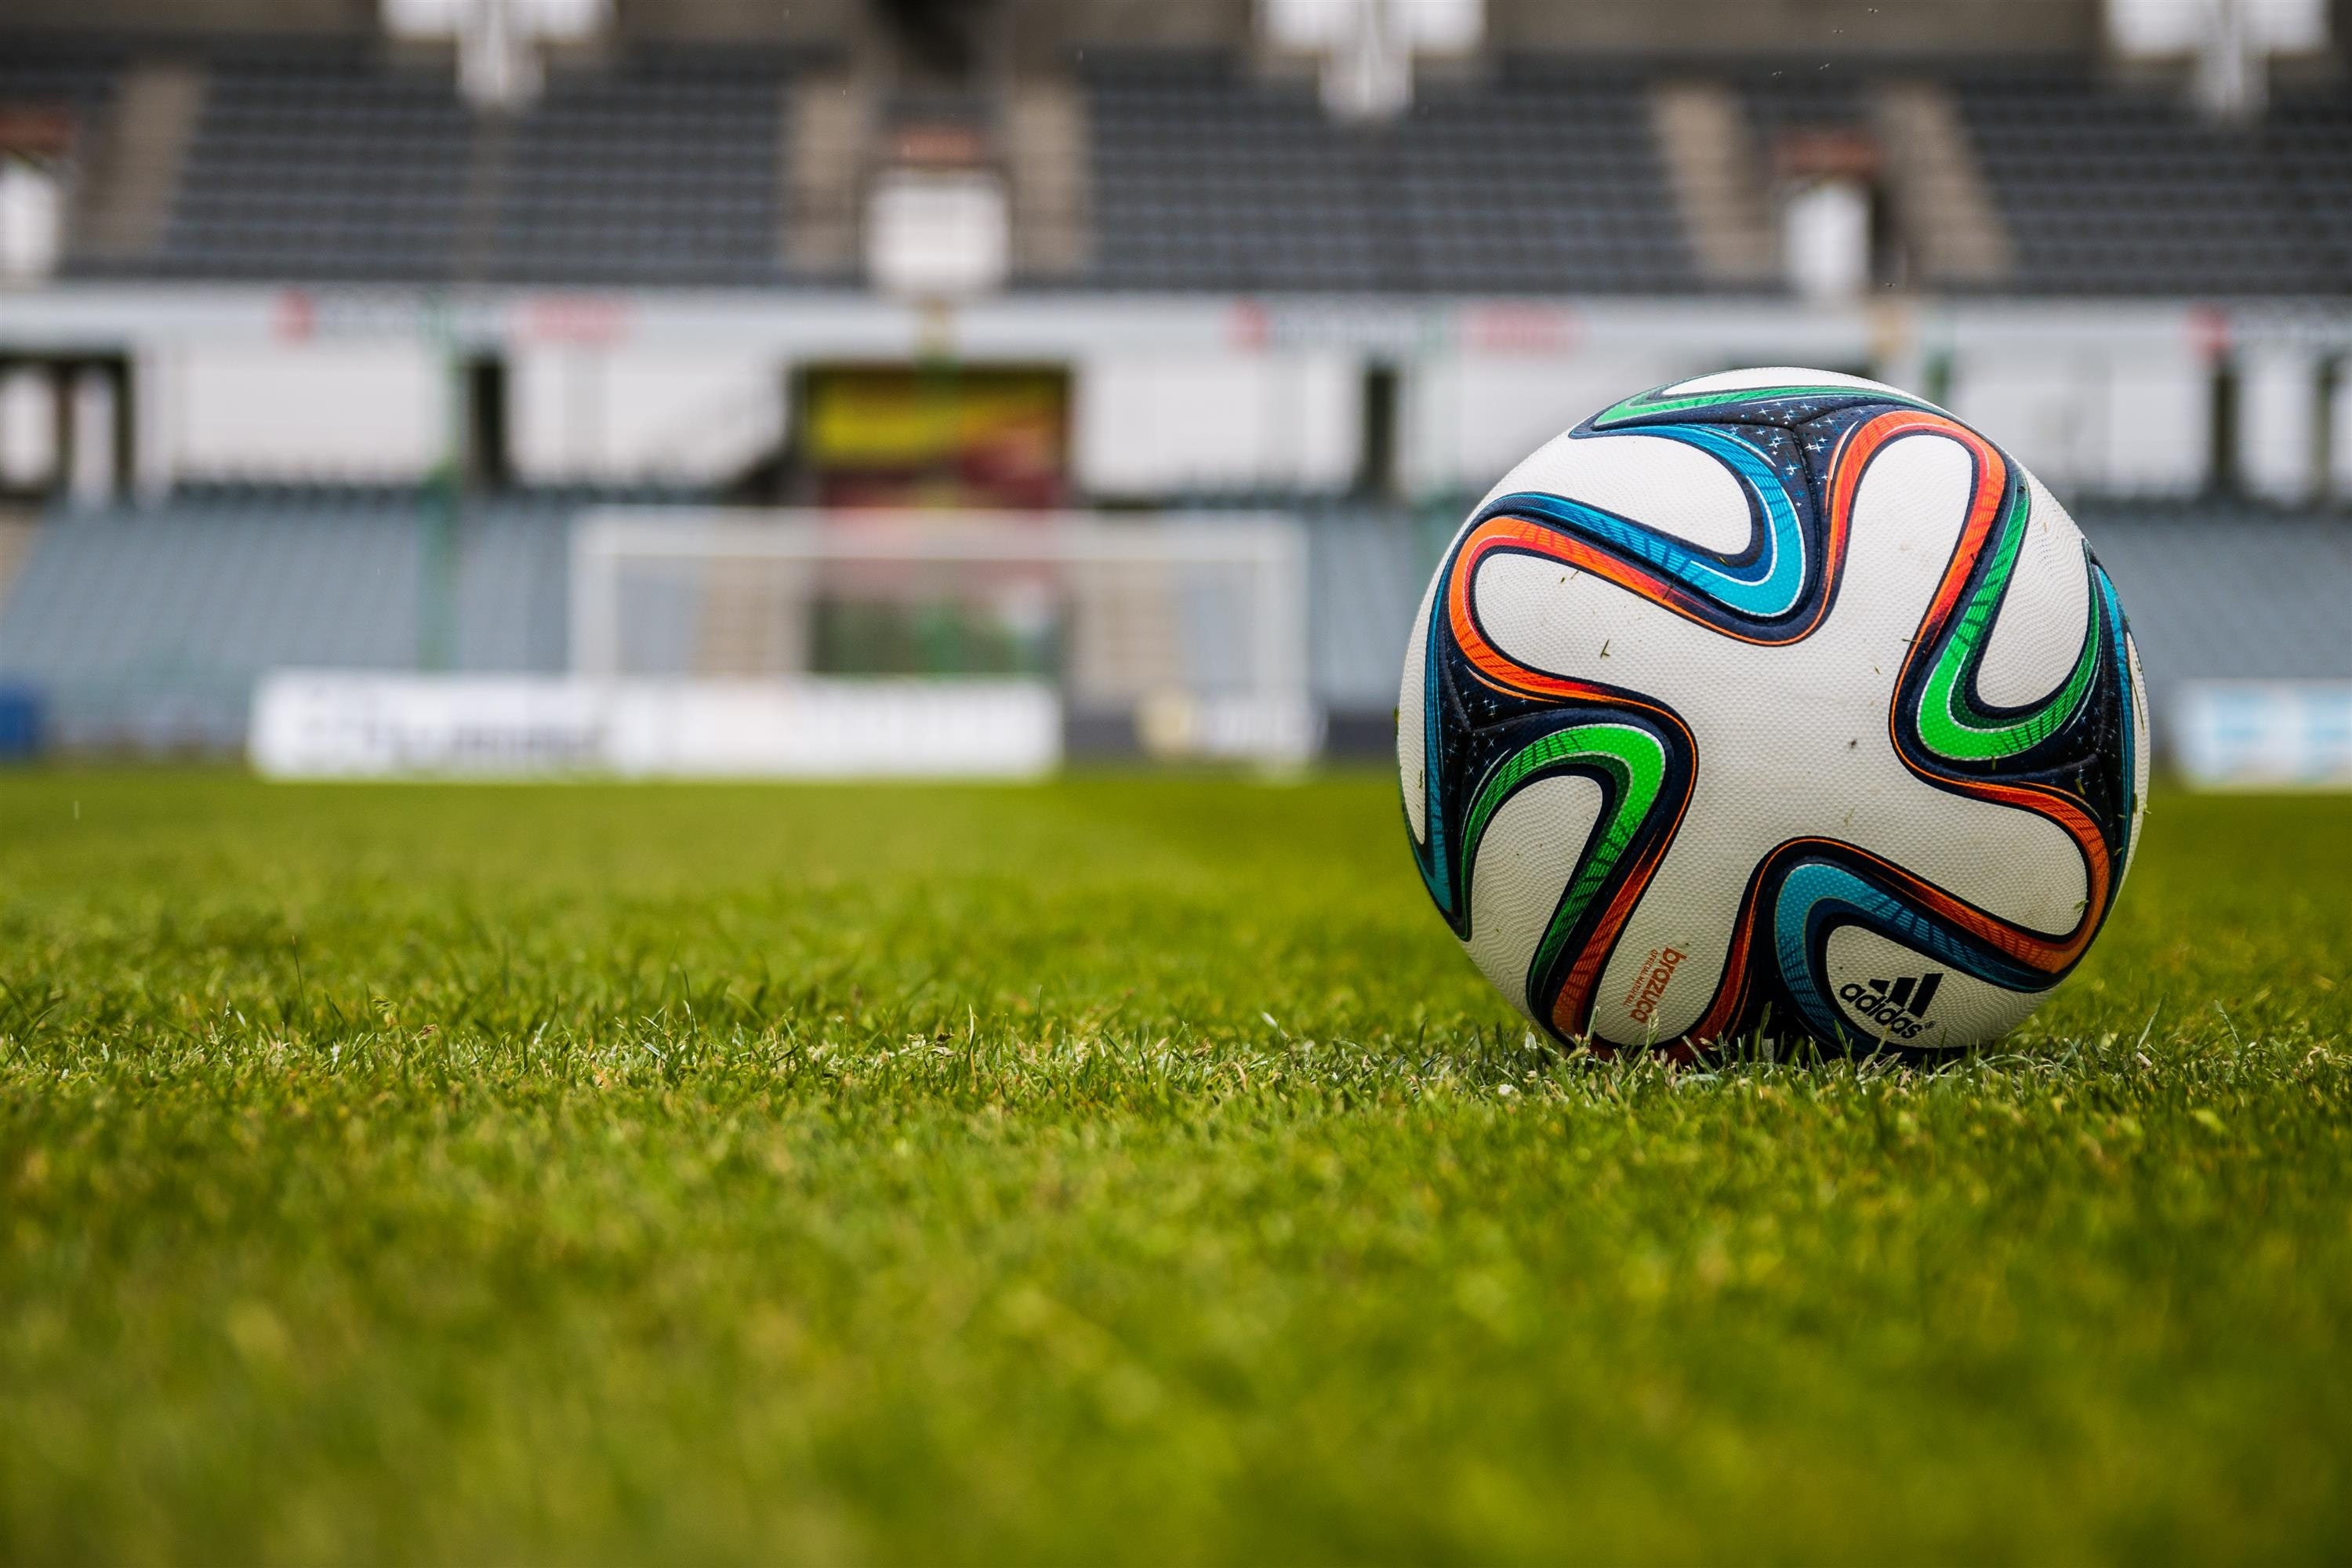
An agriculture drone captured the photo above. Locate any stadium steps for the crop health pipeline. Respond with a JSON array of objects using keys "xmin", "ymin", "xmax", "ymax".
[
  {"xmin": 1649, "ymin": 82, "xmax": 1778, "ymax": 286},
  {"xmin": 71, "ymin": 59, "xmax": 206, "ymax": 263},
  {"xmin": 1867, "ymin": 81, "xmax": 2013, "ymax": 287},
  {"xmin": 1007, "ymin": 74, "xmax": 1091, "ymax": 281},
  {"xmin": 785, "ymin": 67, "xmax": 867, "ymax": 277}
]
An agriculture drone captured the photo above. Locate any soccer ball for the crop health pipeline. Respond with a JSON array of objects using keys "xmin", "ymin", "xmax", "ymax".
[{"xmin": 1399, "ymin": 368, "xmax": 2148, "ymax": 1057}]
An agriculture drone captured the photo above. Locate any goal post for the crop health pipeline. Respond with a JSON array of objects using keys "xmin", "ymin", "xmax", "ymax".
[{"xmin": 569, "ymin": 509, "xmax": 1318, "ymax": 766}]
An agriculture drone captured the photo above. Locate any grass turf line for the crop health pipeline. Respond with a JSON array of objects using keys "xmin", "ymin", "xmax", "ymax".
[{"xmin": 2, "ymin": 771, "xmax": 2348, "ymax": 1563}]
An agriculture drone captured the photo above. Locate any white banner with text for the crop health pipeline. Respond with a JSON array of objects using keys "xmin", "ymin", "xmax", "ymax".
[{"xmin": 250, "ymin": 672, "xmax": 1062, "ymax": 780}]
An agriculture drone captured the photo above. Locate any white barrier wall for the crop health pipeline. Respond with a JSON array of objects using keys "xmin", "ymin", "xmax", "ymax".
[
  {"xmin": 1403, "ymin": 349, "xmax": 1682, "ymax": 495},
  {"xmin": 2100, "ymin": 350, "xmax": 2212, "ymax": 494},
  {"xmin": 1076, "ymin": 351, "xmax": 1356, "ymax": 493},
  {"xmin": 0, "ymin": 366, "xmax": 51, "ymax": 488},
  {"xmin": 249, "ymin": 670, "xmax": 1064, "ymax": 779},
  {"xmin": 8, "ymin": 285, "xmax": 2344, "ymax": 498},
  {"xmin": 510, "ymin": 346, "xmax": 786, "ymax": 485},
  {"xmin": 2241, "ymin": 347, "xmax": 2321, "ymax": 503},
  {"xmin": 123, "ymin": 339, "xmax": 2223, "ymax": 500},
  {"xmin": 165, "ymin": 341, "xmax": 447, "ymax": 481},
  {"xmin": 1954, "ymin": 348, "xmax": 2209, "ymax": 495}
]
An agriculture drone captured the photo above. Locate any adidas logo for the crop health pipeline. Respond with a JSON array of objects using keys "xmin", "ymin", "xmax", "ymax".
[{"xmin": 1836, "ymin": 971, "xmax": 1944, "ymax": 1041}]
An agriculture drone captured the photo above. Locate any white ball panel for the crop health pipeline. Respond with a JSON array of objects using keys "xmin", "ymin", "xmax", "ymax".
[
  {"xmin": 1470, "ymin": 550, "xmax": 1661, "ymax": 673},
  {"xmin": 1821, "ymin": 925, "xmax": 2050, "ymax": 1051},
  {"xmin": 1474, "ymin": 430, "xmax": 1756, "ymax": 554},
  {"xmin": 1463, "ymin": 775, "xmax": 1606, "ymax": 1018},
  {"xmin": 1397, "ymin": 573, "xmax": 1439, "ymax": 843},
  {"xmin": 1976, "ymin": 469, "xmax": 2090, "ymax": 710}
]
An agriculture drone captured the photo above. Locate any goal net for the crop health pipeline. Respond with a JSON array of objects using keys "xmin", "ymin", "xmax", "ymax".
[{"xmin": 569, "ymin": 509, "xmax": 1316, "ymax": 765}]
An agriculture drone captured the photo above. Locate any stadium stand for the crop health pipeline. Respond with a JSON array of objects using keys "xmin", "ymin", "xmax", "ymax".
[
  {"xmin": 2, "ymin": 5, "xmax": 2346, "ymax": 763},
  {"xmin": 0, "ymin": 497, "xmax": 572, "ymax": 749},
  {"xmin": 2266, "ymin": 83, "xmax": 2352, "ymax": 291},
  {"xmin": 4, "ymin": 492, "xmax": 2343, "ymax": 757},
  {"xmin": 9, "ymin": 31, "xmax": 2350, "ymax": 296},
  {"xmin": 1953, "ymin": 65, "xmax": 2345, "ymax": 296},
  {"xmin": 2074, "ymin": 501, "xmax": 2352, "ymax": 717},
  {"xmin": 34, "ymin": 41, "xmax": 1695, "ymax": 294},
  {"xmin": 0, "ymin": 34, "xmax": 121, "ymax": 151},
  {"xmin": 480, "ymin": 46, "xmax": 800, "ymax": 288},
  {"xmin": 1739, "ymin": 62, "xmax": 1871, "ymax": 147},
  {"xmin": 1076, "ymin": 53, "xmax": 1388, "ymax": 294},
  {"xmin": 57, "ymin": 40, "xmax": 806, "ymax": 286},
  {"xmin": 1077, "ymin": 53, "xmax": 1697, "ymax": 295},
  {"xmin": 143, "ymin": 42, "xmax": 474, "ymax": 285},
  {"xmin": 0, "ymin": 493, "xmax": 1417, "ymax": 750}
]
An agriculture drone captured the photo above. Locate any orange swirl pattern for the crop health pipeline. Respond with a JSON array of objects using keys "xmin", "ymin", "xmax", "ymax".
[{"xmin": 1439, "ymin": 507, "xmax": 1702, "ymax": 1040}]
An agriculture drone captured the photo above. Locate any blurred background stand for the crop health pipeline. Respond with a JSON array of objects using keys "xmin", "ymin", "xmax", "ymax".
[{"xmin": 0, "ymin": 0, "xmax": 2346, "ymax": 773}]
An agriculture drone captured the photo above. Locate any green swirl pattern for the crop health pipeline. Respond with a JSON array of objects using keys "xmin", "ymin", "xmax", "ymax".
[
  {"xmin": 1915, "ymin": 485, "xmax": 2103, "ymax": 762},
  {"xmin": 1460, "ymin": 724, "xmax": 1668, "ymax": 997}
]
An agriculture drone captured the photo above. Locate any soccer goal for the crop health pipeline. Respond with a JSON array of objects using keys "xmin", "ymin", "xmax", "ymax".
[{"xmin": 569, "ymin": 509, "xmax": 1317, "ymax": 766}]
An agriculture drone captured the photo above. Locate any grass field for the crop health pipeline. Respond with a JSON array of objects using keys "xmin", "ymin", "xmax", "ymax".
[{"xmin": 3, "ymin": 769, "xmax": 2349, "ymax": 1563}]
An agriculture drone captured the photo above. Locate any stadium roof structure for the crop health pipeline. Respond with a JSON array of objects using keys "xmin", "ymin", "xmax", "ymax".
[{"xmin": 6, "ymin": 31, "xmax": 2352, "ymax": 299}]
